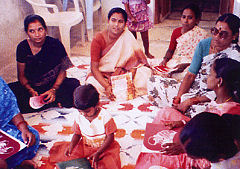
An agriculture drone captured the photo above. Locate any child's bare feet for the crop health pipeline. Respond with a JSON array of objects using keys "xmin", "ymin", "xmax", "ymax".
[{"xmin": 146, "ymin": 53, "xmax": 154, "ymax": 59}]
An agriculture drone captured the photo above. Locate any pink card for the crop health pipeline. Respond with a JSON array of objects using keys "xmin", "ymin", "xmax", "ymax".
[{"xmin": 29, "ymin": 95, "xmax": 47, "ymax": 109}]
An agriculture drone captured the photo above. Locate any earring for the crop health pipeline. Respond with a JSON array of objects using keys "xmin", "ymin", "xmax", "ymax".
[{"xmin": 218, "ymin": 84, "xmax": 220, "ymax": 88}]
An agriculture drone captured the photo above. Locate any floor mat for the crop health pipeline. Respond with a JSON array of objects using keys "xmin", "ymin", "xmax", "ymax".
[{"xmin": 23, "ymin": 56, "xmax": 159, "ymax": 168}]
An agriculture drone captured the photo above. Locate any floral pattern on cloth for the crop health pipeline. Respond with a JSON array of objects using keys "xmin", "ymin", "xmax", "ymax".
[
  {"xmin": 122, "ymin": 0, "xmax": 153, "ymax": 32},
  {"xmin": 167, "ymin": 26, "xmax": 208, "ymax": 68},
  {"xmin": 148, "ymin": 44, "xmax": 240, "ymax": 117}
]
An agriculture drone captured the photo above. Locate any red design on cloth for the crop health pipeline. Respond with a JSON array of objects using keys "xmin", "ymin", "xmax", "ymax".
[
  {"xmin": 131, "ymin": 129, "xmax": 145, "ymax": 140},
  {"xmin": 138, "ymin": 103, "xmax": 152, "ymax": 112},
  {"xmin": 77, "ymin": 64, "xmax": 89, "ymax": 70},
  {"xmin": 58, "ymin": 126, "xmax": 74, "ymax": 135},
  {"xmin": 121, "ymin": 164, "xmax": 136, "ymax": 169},
  {"xmin": 115, "ymin": 129, "xmax": 126, "ymax": 138},
  {"xmin": 118, "ymin": 103, "xmax": 134, "ymax": 111},
  {"xmin": 99, "ymin": 101, "xmax": 110, "ymax": 109},
  {"xmin": 32, "ymin": 123, "xmax": 50, "ymax": 134}
]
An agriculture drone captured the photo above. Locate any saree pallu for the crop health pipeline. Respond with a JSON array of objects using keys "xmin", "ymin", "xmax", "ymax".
[{"xmin": 86, "ymin": 29, "xmax": 152, "ymax": 97}]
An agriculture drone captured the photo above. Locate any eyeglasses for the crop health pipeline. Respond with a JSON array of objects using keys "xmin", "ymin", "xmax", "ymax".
[{"xmin": 211, "ymin": 27, "xmax": 229, "ymax": 39}]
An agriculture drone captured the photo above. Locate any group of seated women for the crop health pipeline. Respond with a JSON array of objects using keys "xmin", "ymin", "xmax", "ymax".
[{"xmin": 1, "ymin": 2, "xmax": 240, "ymax": 168}]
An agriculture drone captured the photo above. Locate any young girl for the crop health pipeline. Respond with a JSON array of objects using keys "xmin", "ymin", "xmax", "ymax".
[
  {"xmin": 49, "ymin": 84, "xmax": 121, "ymax": 169},
  {"xmin": 122, "ymin": 0, "xmax": 154, "ymax": 58}
]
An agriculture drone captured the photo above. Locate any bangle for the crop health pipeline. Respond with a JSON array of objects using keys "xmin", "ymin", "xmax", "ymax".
[
  {"xmin": 16, "ymin": 120, "xmax": 28, "ymax": 129},
  {"xmin": 181, "ymin": 120, "xmax": 187, "ymax": 125}
]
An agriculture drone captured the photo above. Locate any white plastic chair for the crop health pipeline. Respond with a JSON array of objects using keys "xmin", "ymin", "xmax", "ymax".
[
  {"xmin": 24, "ymin": 0, "xmax": 85, "ymax": 56},
  {"xmin": 79, "ymin": 0, "xmax": 102, "ymax": 41}
]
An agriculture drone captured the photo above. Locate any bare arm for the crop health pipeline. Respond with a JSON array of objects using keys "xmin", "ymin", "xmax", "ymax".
[
  {"xmin": 159, "ymin": 49, "xmax": 174, "ymax": 66},
  {"xmin": 65, "ymin": 133, "xmax": 81, "ymax": 156},
  {"xmin": 17, "ymin": 62, "xmax": 38, "ymax": 96},
  {"xmin": 51, "ymin": 69, "xmax": 66, "ymax": 90},
  {"xmin": 91, "ymin": 61, "xmax": 115, "ymax": 100},
  {"xmin": 11, "ymin": 113, "xmax": 36, "ymax": 147},
  {"xmin": 91, "ymin": 61, "xmax": 110, "ymax": 89},
  {"xmin": 174, "ymin": 95, "xmax": 211, "ymax": 113},
  {"xmin": 89, "ymin": 133, "xmax": 114, "ymax": 168},
  {"xmin": 41, "ymin": 69, "xmax": 66, "ymax": 104},
  {"xmin": 174, "ymin": 71, "xmax": 196, "ymax": 103}
]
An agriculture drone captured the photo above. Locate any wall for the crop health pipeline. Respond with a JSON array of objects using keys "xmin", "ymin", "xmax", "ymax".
[
  {"xmin": 0, "ymin": 0, "xmax": 123, "ymax": 83},
  {"xmin": 0, "ymin": 0, "xmax": 33, "ymax": 83}
]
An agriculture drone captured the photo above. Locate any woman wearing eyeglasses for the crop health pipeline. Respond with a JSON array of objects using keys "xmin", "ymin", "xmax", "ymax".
[{"xmin": 172, "ymin": 13, "xmax": 240, "ymax": 116}]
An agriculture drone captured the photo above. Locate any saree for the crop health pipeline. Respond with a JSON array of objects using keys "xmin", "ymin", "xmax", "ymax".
[
  {"xmin": 148, "ymin": 26, "xmax": 207, "ymax": 80},
  {"xmin": 136, "ymin": 101, "xmax": 240, "ymax": 169},
  {"xmin": 148, "ymin": 44, "xmax": 240, "ymax": 117},
  {"xmin": 0, "ymin": 77, "xmax": 39, "ymax": 168},
  {"xmin": 86, "ymin": 29, "xmax": 152, "ymax": 97}
]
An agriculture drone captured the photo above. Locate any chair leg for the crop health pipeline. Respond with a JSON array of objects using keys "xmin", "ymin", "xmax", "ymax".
[
  {"xmin": 98, "ymin": 8, "xmax": 102, "ymax": 31},
  {"xmin": 81, "ymin": 22, "xmax": 86, "ymax": 43},
  {"xmin": 59, "ymin": 25, "xmax": 71, "ymax": 57}
]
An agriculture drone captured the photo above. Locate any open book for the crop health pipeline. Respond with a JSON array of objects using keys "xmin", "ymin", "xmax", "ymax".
[{"xmin": 0, "ymin": 129, "xmax": 27, "ymax": 159}]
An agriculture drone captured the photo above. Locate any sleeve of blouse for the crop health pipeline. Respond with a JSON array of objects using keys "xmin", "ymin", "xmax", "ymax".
[
  {"xmin": 16, "ymin": 41, "xmax": 28, "ymax": 63},
  {"xmin": 90, "ymin": 33, "xmax": 105, "ymax": 62},
  {"xmin": 56, "ymin": 39, "xmax": 68, "ymax": 58},
  {"xmin": 188, "ymin": 40, "xmax": 205, "ymax": 75},
  {"xmin": 104, "ymin": 118, "xmax": 117, "ymax": 135},
  {"xmin": 72, "ymin": 121, "xmax": 82, "ymax": 135},
  {"xmin": 168, "ymin": 27, "xmax": 181, "ymax": 51}
]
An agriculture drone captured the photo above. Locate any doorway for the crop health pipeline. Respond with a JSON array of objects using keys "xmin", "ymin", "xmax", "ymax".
[
  {"xmin": 171, "ymin": 0, "xmax": 220, "ymax": 13},
  {"xmin": 154, "ymin": 0, "xmax": 235, "ymax": 23}
]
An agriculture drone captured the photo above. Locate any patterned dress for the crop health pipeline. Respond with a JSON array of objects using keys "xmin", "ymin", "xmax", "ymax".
[{"xmin": 122, "ymin": 0, "xmax": 153, "ymax": 32}]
